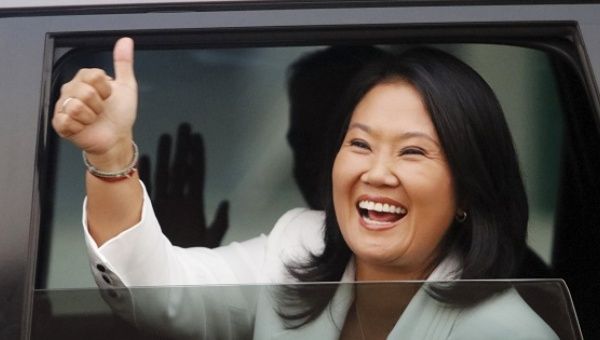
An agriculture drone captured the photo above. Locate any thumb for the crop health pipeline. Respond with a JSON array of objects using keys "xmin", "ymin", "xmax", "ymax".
[{"xmin": 113, "ymin": 37, "xmax": 136, "ymax": 84}]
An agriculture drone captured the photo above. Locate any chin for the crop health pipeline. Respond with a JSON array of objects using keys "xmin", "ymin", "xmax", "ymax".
[{"xmin": 355, "ymin": 245, "xmax": 405, "ymax": 264}]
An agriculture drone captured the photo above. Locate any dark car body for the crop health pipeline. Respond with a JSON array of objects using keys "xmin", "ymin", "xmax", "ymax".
[{"xmin": 1, "ymin": 1, "xmax": 599, "ymax": 339}]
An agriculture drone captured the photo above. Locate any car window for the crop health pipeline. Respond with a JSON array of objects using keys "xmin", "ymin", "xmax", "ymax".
[{"xmin": 40, "ymin": 43, "xmax": 564, "ymax": 289}]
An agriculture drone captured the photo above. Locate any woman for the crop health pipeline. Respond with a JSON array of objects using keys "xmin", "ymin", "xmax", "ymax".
[{"xmin": 52, "ymin": 38, "xmax": 557, "ymax": 339}]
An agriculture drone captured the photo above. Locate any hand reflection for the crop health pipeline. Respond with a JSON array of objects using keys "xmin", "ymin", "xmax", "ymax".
[{"xmin": 138, "ymin": 123, "xmax": 229, "ymax": 248}]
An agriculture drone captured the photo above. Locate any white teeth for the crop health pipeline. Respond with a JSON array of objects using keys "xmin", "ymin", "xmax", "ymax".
[{"xmin": 358, "ymin": 200, "xmax": 406, "ymax": 215}]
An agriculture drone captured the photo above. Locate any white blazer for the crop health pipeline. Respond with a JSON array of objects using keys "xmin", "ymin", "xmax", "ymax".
[{"xmin": 83, "ymin": 183, "xmax": 558, "ymax": 339}]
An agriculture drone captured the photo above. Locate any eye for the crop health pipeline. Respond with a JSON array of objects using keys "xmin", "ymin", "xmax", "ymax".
[
  {"xmin": 350, "ymin": 139, "xmax": 371, "ymax": 150},
  {"xmin": 400, "ymin": 147, "xmax": 426, "ymax": 156}
]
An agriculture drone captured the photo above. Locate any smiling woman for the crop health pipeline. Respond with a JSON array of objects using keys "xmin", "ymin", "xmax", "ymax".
[
  {"xmin": 280, "ymin": 49, "xmax": 545, "ymax": 337},
  {"xmin": 51, "ymin": 39, "xmax": 557, "ymax": 339}
]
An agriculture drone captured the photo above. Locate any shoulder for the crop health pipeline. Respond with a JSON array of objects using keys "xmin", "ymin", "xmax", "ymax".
[
  {"xmin": 262, "ymin": 208, "xmax": 326, "ymax": 281},
  {"xmin": 451, "ymin": 288, "xmax": 558, "ymax": 340},
  {"xmin": 268, "ymin": 208, "xmax": 326, "ymax": 253}
]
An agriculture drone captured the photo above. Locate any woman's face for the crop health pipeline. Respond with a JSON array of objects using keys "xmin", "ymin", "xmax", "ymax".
[{"xmin": 332, "ymin": 81, "xmax": 456, "ymax": 280}]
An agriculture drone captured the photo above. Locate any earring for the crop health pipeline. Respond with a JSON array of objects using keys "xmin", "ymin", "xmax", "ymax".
[{"xmin": 456, "ymin": 210, "xmax": 467, "ymax": 223}]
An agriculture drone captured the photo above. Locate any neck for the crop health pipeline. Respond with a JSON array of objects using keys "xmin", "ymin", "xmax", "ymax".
[
  {"xmin": 350, "ymin": 280, "xmax": 420, "ymax": 339},
  {"xmin": 355, "ymin": 280, "xmax": 420, "ymax": 313},
  {"xmin": 355, "ymin": 259, "xmax": 435, "ymax": 282}
]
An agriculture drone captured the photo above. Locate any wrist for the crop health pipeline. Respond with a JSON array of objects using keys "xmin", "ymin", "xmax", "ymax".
[{"xmin": 84, "ymin": 139, "xmax": 137, "ymax": 173}]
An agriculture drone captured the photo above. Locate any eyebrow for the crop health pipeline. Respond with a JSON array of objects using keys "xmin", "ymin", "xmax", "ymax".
[{"xmin": 348, "ymin": 122, "xmax": 440, "ymax": 146}]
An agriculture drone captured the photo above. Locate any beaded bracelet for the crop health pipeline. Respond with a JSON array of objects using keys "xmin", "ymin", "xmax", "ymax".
[{"xmin": 82, "ymin": 141, "xmax": 138, "ymax": 181}]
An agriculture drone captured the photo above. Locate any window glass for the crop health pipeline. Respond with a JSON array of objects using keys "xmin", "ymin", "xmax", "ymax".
[
  {"xmin": 42, "ymin": 43, "xmax": 563, "ymax": 289},
  {"xmin": 32, "ymin": 280, "xmax": 580, "ymax": 340}
]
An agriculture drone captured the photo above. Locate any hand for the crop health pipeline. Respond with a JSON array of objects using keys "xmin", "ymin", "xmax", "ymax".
[
  {"xmin": 52, "ymin": 37, "xmax": 138, "ymax": 170},
  {"xmin": 138, "ymin": 123, "xmax": 229, "ymax": 248}
]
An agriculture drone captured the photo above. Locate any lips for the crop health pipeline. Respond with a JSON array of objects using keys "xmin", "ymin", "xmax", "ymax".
[{"xmin": 356, "ymin": 196, "xmax": 407, "ymax": 230}]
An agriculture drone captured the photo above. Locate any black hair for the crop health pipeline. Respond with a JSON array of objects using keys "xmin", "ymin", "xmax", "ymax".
[
  {"xmin": 286, "ymin": 46, "xmax": 386, "ymax": 209},
  {"xmin": 281, "ymin": 47, "xmax": 528, "ymax": 327}
]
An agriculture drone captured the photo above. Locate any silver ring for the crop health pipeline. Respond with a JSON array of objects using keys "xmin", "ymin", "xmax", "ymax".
[{"xmin": 61, "ymin": 97, "xmax": 75, "ymax": 113}]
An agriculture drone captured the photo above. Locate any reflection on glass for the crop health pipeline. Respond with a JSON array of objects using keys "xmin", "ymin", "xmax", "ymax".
[{"xmin": 32, "ymin": 280, "xmax": 580, "ymax": 339}]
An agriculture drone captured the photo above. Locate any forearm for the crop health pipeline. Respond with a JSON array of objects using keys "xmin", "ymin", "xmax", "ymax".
[
  {"xmin": 86, "ymin": 173, "xmax": 143, "ymax": 246},
  {"xmin": 86, "ymin": 139, "xmax": 143, "ymax": 246}
]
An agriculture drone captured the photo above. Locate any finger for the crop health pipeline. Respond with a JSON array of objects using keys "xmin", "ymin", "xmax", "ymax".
[
  {"xmin": 206, "ymin": 201, "xmax": 229, "ymax": 248},
  {"xmin": 189, "ymin": 132, "xmax": 205, "ymax": 200},
  {"xmin": 59, "ymin": 82, "xmax": 105, "ymax": 116},
  {"xmin": 113, "ymin": 37, "xmax": 136, "ymax": 85},
  {"xmin": 74, "ymin": 68, "xmax": 112, "ymax": 99},
  {"xmin": 54, "ymin": 94, "xmax": 71, "ymax": 116},
  {"xmin": 172, "ymin": 123, "xmax": 192, "ymax": 197},
  {"xmin": 138, "ymin": 155, "xmax": 153, "ymax": 196},
  {"xmin": 52, "ymin": 112, "xmax": 85, "ymax": 138},
  {"xmin": 155, "ymin": 134, "xmax": 171, "ymax": 199},
  {"xmin": 61, "ymin": 97, "xmax": 98, "ymax": 125}
]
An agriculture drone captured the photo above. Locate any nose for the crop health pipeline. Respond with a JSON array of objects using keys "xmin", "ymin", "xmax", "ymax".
[{"xmin": 360, "ymin": 156, "xmax": 400, "ymax": 187}]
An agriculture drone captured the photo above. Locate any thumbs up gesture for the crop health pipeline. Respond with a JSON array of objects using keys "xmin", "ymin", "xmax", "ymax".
[{"xmin": 52, "ymin": 37, "xmax": 138, "ymax": 171}]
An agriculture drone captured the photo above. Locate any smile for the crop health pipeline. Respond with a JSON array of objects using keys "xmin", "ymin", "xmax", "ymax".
[{"xmin": 356, "ymin": 198, "xmax": 407, "ymax": 230}]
